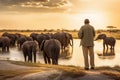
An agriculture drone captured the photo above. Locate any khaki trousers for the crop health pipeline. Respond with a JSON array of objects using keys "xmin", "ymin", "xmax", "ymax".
[{"xmin": 82, "ymin": 46, "xmax": 95, "ymax": 68}]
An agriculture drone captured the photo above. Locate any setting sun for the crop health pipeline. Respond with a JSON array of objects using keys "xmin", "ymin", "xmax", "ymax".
[{"xmin": 72, "ymin": 11, "xmax": 109, "ymax": 30}]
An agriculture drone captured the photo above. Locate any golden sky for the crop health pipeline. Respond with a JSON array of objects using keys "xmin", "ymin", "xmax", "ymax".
[{"xmin": 0, "ymin": 0, "xmax": 120, "ymax": 30}]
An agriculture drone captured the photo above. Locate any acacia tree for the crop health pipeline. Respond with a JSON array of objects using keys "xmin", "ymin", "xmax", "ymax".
[{"xmin": 107, "ymin": 26, "xmax": 116, "ymax": 33}]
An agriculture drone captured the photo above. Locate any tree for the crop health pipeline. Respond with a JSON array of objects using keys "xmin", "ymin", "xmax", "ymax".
[{"xmin": 106, "ymin": 26, "xmax": 116, "ymax": 35}]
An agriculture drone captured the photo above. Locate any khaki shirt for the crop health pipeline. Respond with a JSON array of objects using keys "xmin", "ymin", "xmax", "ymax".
[{"xmin": 78, "ymin": 24, "xmax": 95, "ymax": 47}]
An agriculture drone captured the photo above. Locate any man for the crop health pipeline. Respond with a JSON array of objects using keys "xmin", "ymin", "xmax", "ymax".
[{"xmin": 78, "ymin": 19, "xmax": 95, "ymax": 70}]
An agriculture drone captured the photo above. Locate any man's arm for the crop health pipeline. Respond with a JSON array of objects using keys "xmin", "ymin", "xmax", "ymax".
[{"xmin": 93, "ymin": 27, "xmax": 95, "ymax": 37}]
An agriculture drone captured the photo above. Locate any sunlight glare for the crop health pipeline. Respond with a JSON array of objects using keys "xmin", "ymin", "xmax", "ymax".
[{"xmin": 73, "ymin": 12, "xmax": 108, "ymax": 30}]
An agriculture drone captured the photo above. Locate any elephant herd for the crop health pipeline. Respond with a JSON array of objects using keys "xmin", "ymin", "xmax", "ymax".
[{"xmin": 0, "ymin": 32, "xmax": 73, "ymax": 65}]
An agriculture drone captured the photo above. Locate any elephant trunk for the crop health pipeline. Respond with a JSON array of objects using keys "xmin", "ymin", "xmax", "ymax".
[{"xmin": 94, "ymin": 37, "xmax": 99, "ymax": 41}]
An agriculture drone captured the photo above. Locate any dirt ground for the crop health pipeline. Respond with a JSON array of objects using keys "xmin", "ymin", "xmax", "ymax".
[{"xmin": 0, "ymin": 60, "xmax": 118, "ymax": 80}]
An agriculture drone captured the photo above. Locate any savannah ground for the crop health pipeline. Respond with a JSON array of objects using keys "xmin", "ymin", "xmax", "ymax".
[{"xmin": 0, "ymin": 29, "xmax": 120, "ymax": 80}]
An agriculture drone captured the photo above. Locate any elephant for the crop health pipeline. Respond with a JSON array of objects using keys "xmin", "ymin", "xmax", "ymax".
[
  {"xmin": 40, "ymin": 39, "xmax": 61, "ymax": 65},
  {"xmin": 95, "ymin": 34, "xmax": 116, "ymax": 55},
  {"xmin": 2, "ymin": 32, "xmax": 17, "ymax": 47},
  {"xmin": 30, "ymin": 33, "xmax": 39, "ymax": 41},
  {"xmin": 26, "ymin": 36, "xmax": 33, "ymax": 41},
  {"xmin": 0, "ymin": 36, "xmax": 10, "ymax": 52},
  {"xmin": 36, "ymin": 34, "xmax": 46, "ymax": 49},
  {"xmin": 17, "ymin": 35, "xmax": 33, "ymax": 49},
  {"xmin": 22, "ymin": 41, "xmax": 37, "ymax": 63},
  {"xmin": 17, "ymin": 35, "xmax": 27, "ymax": 49},
  {"xmin": 65, "ymin": 33, "xmax": 73, "ymax": 47},
  {"xmin": 36, "ymin": 33, "xmax": 51, "ymax": 49},
  {"xmin": 53, "ymin": 32, "xmax": 73, "ymax": 52},
  {"xmin": 15, "ymin": 33, "xmax": 25, "ymax": 39},
  {"xmin": 42, "ymin": 33, "xmax": 52, "ymax": 40}
]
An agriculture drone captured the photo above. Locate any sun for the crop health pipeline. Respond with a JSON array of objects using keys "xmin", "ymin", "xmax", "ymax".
[{"xmin": 73, "ymin": 12, "xmax": 109, "ymax": 30}]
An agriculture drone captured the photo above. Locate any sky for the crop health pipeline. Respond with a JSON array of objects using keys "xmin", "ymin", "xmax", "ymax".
[{"xmin": 0, "ymin": 0, "xmax": 120, "ymax": 30}]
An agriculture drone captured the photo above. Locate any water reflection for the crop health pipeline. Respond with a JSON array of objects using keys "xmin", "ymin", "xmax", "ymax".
[
  {"xmin": 0, "ymin": 39, "xmax": 120, "ymax": 67},
  {"xmin": 97, "ymin": 47, "xmax": 115, "ymax": 60},
  {"xmin": 60, "ymin": 46, "xmax": 73, "ymax": 59}
]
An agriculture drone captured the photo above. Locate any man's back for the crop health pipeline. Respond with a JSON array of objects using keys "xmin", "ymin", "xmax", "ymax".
[{"xmin": 78, "ymin": 24, "xmax": 95, "ymax": 47}]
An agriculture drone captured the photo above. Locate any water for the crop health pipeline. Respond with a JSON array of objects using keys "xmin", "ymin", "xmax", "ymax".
[{"xmin": 0, "ymin": 39, "xmax": 120, "ymax": 67}]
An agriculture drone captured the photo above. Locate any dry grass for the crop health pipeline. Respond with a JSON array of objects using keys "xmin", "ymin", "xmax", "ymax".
[
  {"xmin": 0, "ymin": 69, "xmax": 43, "ymax": 80},
  {"xmin": 1, "ymin": 60, "xmax": 120, "ymax": 79},
  {"xmin": 95, "ymin": 66, "xmax": 120, "ymax": 80},
  {"xmin": 102, "ymin": 71, "xmax": 120, "ymax": 80},
  {"xmin": 9, "ymin": 60, "xmax": 86, "ymax": 78},
  {"xmin": 0, "ymin": 30, "xmax": 120, "ymax": 39},
  {"xmin": 95, "ymin": 66, "xmax": 120, "ymax": 72}
]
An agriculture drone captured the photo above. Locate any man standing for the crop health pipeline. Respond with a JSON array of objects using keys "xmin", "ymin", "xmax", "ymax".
[{"xmin": 78, "ymin": 19, "xmax": 95, "ymax": 70}]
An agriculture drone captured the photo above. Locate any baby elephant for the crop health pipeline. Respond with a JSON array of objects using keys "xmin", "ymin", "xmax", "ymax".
[
  {"xmin": 22, "ymin": 41, "xmax": 37, "ymax": 63},
  {"xmin": 95, "ymin": 34, "xmax": 116, "ymax": 54},
  {"xmin": 41, "ymin": 39, "xmax": 61, "ymax": 65}
]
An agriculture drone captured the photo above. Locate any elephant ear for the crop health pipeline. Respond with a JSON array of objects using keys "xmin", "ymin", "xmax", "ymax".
[{"xmin": 40, "ymin": 40, "xmax": 46, "ymax": 51}]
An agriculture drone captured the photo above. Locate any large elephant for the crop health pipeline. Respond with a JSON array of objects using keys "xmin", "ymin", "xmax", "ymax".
[
  {"xmin": 53, "ymin": 32, "xmax": 73, "ymax": 51},
  {"xmin": 0, "ymin": 36, "xmax": 10, "ymax": 52},
  {"xmin": 22, "ymin": 41, "xmax": 37, "ymax": 63},
  {"xmin": 95, "ymin": 34, "xmax": 116, "ymax": 54},
  {"xmin": 40, "ymin": 39, "xmax": 61, "ymax": 65}
]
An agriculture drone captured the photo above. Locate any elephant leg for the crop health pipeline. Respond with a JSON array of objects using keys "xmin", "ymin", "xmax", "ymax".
[
  {"xmin": 39, "ymin": 43, "xmax": 41, "ymax": 50},
  {"xmin": 106, "ymin": 45, "xmax": 108, "ymax": 54},
  {"xmin": 47, "ymin": 57, "xmax": 51, "ymax": 64},
  {"xmin": 111, "ymin": 46, "xmax": 115, "ymax": 55},
  {"xmin": 2, "ymin": 47, "xmax": 4, "ymax": 52},
  {"xmin": 103, "ymin": 43, "xmax": 105, "ymax": 55},
  {"xmin": 61, "ymin": 46, "xmax": 64, "ymax": 52},
  {"xmin": 20, "ymin": 44, "xmax": 21, "ymax": 50},
  {"xmin": 54, "ymin": 59, "xmax": 58, "ymax": 65},
  {"xmin": 110, "ymin": 46, "xmax": 112, "ymax": 49},
  {"xmin": 56, "ymin": 58, "xmax": 58, "ymax": 65},
  {"xmin": 7, "ymin": 46, "xmax": 9, "ymax": 52},
  {"xmin": 28, "ymin": 52, "xmax": 32, "ymax": 62},
  {"xmin": 33, "ymin": 52, "xmax": 36, "ymax": 63},
  {"xmin": 52, "ymin": 59, "xmax": 55, "ymax": 65},
  {"xmin": 2, "ymin": 46, "xmax": 5, "ymax": 52},
  {"xmin": 43, "ymin": 52, "xmax": 47, "ymax": 64},
  {"xmin": 20, "ymin": 44, "xmax": 22, "ymax": 50},
  {"xmin": 23, "ymin": 48, "xmax": 28, "ymax": 62},
  {"xmin": 23, "ymin": 53, "xmax": 27, "ymax": 62},
  {"xmin": 52, "ymin": 58, "xmax": 58, "ymax": 65},
  {"xmin": 113, "ymin": 46, "xmax": 115, "ymax": 54}
]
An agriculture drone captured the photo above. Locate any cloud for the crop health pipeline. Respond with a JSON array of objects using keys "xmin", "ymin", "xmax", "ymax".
[{"xmin": 0, "ymin": 0, "xmax": 73, "ymax": 13}]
